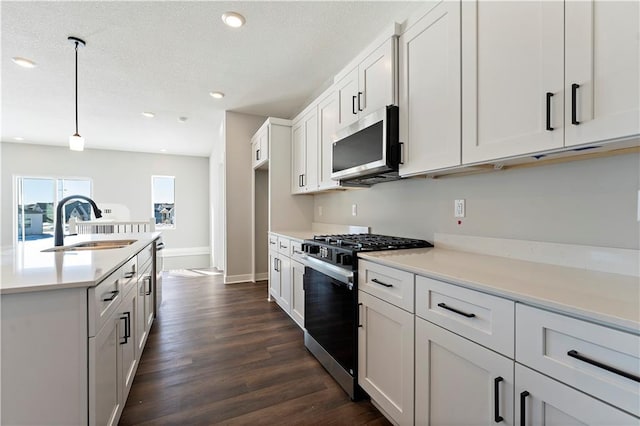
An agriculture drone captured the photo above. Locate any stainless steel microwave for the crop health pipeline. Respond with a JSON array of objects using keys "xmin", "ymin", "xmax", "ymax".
[{"xmin": 331, "ymin": 105, "xmax": 400, "ymax": 185}]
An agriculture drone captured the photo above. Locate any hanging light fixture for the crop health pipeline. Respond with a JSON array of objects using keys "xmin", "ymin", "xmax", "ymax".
[{"xmin": 68, "ymin": 36, "xmax": 86, "ymax": 151}]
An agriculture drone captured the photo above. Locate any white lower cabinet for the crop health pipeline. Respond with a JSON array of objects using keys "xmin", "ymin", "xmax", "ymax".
[
  {"xmin": 358, "ymin": 290, "xmax": 414, "ymax": 425},
  {"xmin": 279, "ymin": 255, "xmax": 292, "ymax": 313},
  {"xmin": 269, "ymin": 249, "xmax": 281, "ymax": 300},
  {"xmin": 290, "ymin": 259, "xmax": 305, "ymax": 327},
  {"xmin": 119, "ymin": 286, "xmax": 137, "ymax": 401},
  {"xmin": 89, "ymin": 309, "xmax": 120, "ymax": 426},
  {"xmin": 515, "ymin": 364, "xmax": 638, "ymax": 426},
  {"xmin": 415, "ymin": 317, "xmax": 514, "ymax": 425}
]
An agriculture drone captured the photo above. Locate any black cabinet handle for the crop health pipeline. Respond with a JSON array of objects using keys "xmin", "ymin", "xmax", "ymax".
[
  {"xmin": 494, "ymin": 377, "xmax": 504, "ymax": 423},
  {"xmin": 102, "ymin": 290, "xmax": 119, "ymax": 302},
  {"xmin": 571, "ymin": 83, "xmax": 580, "ymax": 125},
  {"xmin": 124, "ymin": 271, "xmax": 135, "ymax": 279},
  {"xmin": 371, "ymin": 278, "xmax": 393, "ymax": 288},
  {"xmin": 437, "ymin": 302, "xmax": 476, "ymax": 318},
  {"xmin": 145, "ymin": 276, "xmax": 152, "ymax": 296},
  {"xmin": 567, "ymin": 350, "xmax": 640, "ymax": 382},
  {"xmin": 269, "ymin": 240, "xmax": 276, "ymax": 245},
  {"xmin": 256, "ymin": 149, "xmax": 260, "ymax": 161},
  {"xmin": 156, "ymin": 242, "xmax": 165, "ymax": 250},
  {"xmin": 352, "ymin": 95, "xmax": 357, "ymax": 115},
  {"xmin": 357, "ymin": 303, "xmax": 363, "ymax": 327},
  {"xmin": 302, "ymin": 174, "xmax": 305, "ymax": 187},
  {"xmin": 120, "ymin": 311, "xmax": 131, "ymax": 345},
  {"xmin": 520, "ymin": 391, "xmax": 530, "ymax": 426},
  {"xmin": 357, "ymin": 91, "xmax": 363, "ymax": 111},
  {"xmin": 545, "ymin": 92, "xmax": 554, "ymax": 131},
  {"xmin": 399, "ymin": 142, "xmax": 405, "ymax": 165}
]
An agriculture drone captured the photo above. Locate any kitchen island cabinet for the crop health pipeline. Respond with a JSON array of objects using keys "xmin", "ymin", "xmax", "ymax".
[{"xmin": 1, "ymin": 233, "xmax": 160, "ymax": 425}]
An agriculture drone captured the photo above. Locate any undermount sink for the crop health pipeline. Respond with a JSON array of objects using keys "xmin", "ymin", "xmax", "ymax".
[{"xmin": 42, "ymin": 239, "xmax": 137, "ymax": 252}]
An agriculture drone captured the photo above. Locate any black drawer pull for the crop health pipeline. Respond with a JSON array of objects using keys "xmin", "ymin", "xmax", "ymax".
[
  {"xmin": 567, "ymin": 350, "xmax": 640, "ymax": 382},
  {"xmin": 371, "ymin": 278, "xmax": 392, "ymax": 288},
  {"xmin": 437, "ymin": 302, "xmax": 476, "ymax": 318},
  {"xmin": 120, "ymin": 311, "xmax": 131, "ymax": 344},
  {"xmin": 545, "ymin": 92, "xmax": 554, "ymax": 131},
  {"xmin": 352, "ymin": 95, "xmax": 357, "ymax": 115},
  {"xmin": 145, "ymin": 276, "xmax": 152, "ymax": 296},
  {"xmin": 124, "ymin": 271, "xmax": 135, "ymax": 279},
  {"xmin": 571, "ymin": 83, "xmax": 580, "ymax": 125},
  {"xmin": 102, "ymin": 290, "xmax": 119, "ymax": 302},
  {"xmin": 494, "ymin": 377, "xmax": 504, "ymax": 423},
  {"xmin": 520, "ymin": 391, "xmax": 530, "ymax": 426}
]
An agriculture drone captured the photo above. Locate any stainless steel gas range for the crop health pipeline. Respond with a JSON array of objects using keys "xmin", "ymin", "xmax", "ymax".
[{"xmin": 301, "ymin": 234, "xmax": 432, "ymax": 399}]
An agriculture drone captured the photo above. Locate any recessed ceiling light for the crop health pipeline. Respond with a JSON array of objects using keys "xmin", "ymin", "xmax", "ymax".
[
  {"xmin": 12, "ymin": 57, "xmax": 37, "ymax": 68},
  {"xmin": 221, "ymin": 12, "xmax": 246, "ymax": 28},
  {"xmin": 142, "ymin": 112, "xmax": 155, "ymax": 118},
  {"xmin": 210, "ymin": 91, "xmax": 225, "ymax": 99},
  {"xmin": 13, "ymin": 137, "xmax": 24, "ymax": 141},
  {"xmin": 160, "ymin": 149, "xmax": 167, "ymax": 153},
  {"xmin": 178, "ymin": 116, "xmax": 188, "ymax": 123}
]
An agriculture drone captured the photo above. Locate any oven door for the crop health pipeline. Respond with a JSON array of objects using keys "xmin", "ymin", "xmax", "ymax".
[{"xmin": 303, "ymin": 256, "xmax": 357, "ymax": 380}]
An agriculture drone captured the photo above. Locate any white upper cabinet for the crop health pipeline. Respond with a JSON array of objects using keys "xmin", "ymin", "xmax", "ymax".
[
  {"xmin": 291, "ymin": 109, "xmax": 318, "ymax": 194},
  {"xmin": 564, "ymin": 0, "xmax": 640, "ymax": 147},
  {"xmin": 336, "ymin": 38, "xmax": 397, "ymax": 130},
  {"xmin": 462, "ymin": 0, "xmax": 565, "ymax": 164},
  {"xmin": 399, "ymin": 0, "xmax": 461, "ymax": 176},
  {"xmin": 251, "ymin": 126, "xmax": 269, "ymax": 169},
  {"xmin": 317, "ymin": 90, "xmax": 341, "ymax": 190}
]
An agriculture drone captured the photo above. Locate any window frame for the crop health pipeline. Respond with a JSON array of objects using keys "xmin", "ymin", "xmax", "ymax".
[{"xmin": 151, "ymin": 175, "xmax": 176, "ymax": 230}]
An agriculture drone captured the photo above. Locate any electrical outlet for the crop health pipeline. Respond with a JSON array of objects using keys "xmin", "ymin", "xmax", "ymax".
[
  {"xmin": 318, "ymin": 206, "xmax": 323, "ymax": 217},
  {"xmin": 454, "ymin": 199, "xmax": 465, "ymax": 218},
  {"xmin": 352, "ymin": 204, "xmax": 357, "ymax": 216}
]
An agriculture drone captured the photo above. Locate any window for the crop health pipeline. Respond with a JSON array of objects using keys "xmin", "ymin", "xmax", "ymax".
[
  {"xmin": 16, "ymin": 177, "xmax": 92, "ymax": 242},
  {"xmin": 152, "ymin": 176, "xmax": 175, "ymax": 229}
]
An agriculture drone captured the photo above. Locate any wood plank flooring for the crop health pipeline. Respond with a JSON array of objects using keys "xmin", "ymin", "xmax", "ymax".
[{"xmin": 119, "ymin": 273, "xmax": 390, "ymax": 425}]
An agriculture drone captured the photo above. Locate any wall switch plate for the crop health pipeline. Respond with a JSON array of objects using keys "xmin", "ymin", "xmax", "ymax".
[
  {"xmin": 454, "ymin": 199, "xmax": 465, "ymax": 218},
  {"xmin": 352, "ymin": 204, "xmax": 357, "ymax": 216}
]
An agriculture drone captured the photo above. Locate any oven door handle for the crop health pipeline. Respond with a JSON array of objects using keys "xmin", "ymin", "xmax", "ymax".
[{"xmin": 303, "ymin": 255, "xmax": 354, "ymax": 288}]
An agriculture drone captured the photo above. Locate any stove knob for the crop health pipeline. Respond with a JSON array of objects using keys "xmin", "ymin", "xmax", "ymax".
[{"xmin": 340, "ymin": 254, "xmax": 353, "ymax": 266}]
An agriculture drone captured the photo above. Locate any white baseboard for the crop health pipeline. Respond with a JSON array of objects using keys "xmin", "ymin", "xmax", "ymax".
[
  {"xmin": 224, "ymin": 274, "xmax": 254, "ymax": 284},
  {"xmin": 254, "ymin": 272, "xmax": 268, "ymax": 282},
  {"xmin": 434, "ymin": 233, "xmax": 639, "ymax": 277},
  {"xmin": 162, "ymin": 246, "xmax": 210, "ymax": 258}
]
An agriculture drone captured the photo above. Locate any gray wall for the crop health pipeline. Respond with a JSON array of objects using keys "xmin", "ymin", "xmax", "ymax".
[
  {"xmin": 1, "ymin": 142, "xmax": 210, "ymax": 260},
  {"xmin": 314, "ymin": 153, "xmax": 640, "ymax": 250},
  {"xmin": 224, "ymin": 111, "xmax": 266, "ymax": 281}
]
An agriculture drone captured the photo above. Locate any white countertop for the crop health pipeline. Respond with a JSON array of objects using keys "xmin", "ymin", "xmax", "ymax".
[
  {"xmin": 1, "ymin": 232, "xmax": 161, "ymax": 294},
  {"xmin": 270, "ymin": 230, "xmax": 315, "ymax": 242},
  {"xmin": 359, "ymin": 248, "xmax": 640, "ymax": 333}
]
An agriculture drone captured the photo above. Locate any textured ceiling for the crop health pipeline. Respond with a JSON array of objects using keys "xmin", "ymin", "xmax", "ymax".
[{"xmin": 1, "ymin": 1, "xmax": 420, "ymax": 157}]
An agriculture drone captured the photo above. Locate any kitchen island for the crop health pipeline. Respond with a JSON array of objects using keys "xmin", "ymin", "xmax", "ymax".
[{"xmin": 1, "ymin": 232, "xmax": 161, "ymax": 426}]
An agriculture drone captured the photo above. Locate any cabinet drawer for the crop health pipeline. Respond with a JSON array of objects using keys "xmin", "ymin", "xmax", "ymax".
[
  {"xmin": 277, "ymin": 237, "xmax": 290, "ymax": 256},
  {"xmin": 119, "ymin": 258, "xmax": 137, "ymax": 297},
  {"xmin": 516, "ymin": 304, "xmax": 640, "ymax": 417},
  {"xmin": 88, "ymin": 259, "xmax": 135, "ymax": 337},
  {"xmin": 359, "ymin": 260, "xmax": 415, "ymax": 312},
  {"xmin": 415, "ymin": 276, "xmax": 515, "ymax": 357},
  {"xmin": 268, "ymin": 234, "xmax": 278, "ymax": 250},
  {"xmin": 137, "ymin": 244, "xmax": 153, "ymax": 270},
  {"xmin": 289, "ymin": 240, "xmax": 304, "ymax": 261}
]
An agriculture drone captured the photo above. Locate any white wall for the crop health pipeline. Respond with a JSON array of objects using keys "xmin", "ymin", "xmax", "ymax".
[
  {"xmin": 314, "ymin": 153, "xmax": 640, "ymax": 250},
  {"xmin": 209, "ymin": 112, "xmax": 225, "ymax": 271},
  {"xmin": 223, "ymin": 111, "xmax": 266, "ymax": 283},
  {"xmin": 1, "ymin": 142, "xmax": 211, "ymax": 267}
]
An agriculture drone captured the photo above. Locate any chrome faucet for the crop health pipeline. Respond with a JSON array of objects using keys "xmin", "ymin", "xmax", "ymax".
[{"xmin": 54, "ymin": 195, "xmax": 102, "ymax": 246}]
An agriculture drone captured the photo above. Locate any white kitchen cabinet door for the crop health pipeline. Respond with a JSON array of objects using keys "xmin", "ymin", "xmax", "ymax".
[
  {"xmin": 89, "ymin": 317, "xmax": 120, "ymax": 426},
  {"xmin": 277, "ymin": 255, "xmax": 292, "ymax": 314},
  {"xmin": 317, "ymin": 91, "xmax": 341, "ymax": 190},
  {"xmin": 269, "ymin": 250, "xmax": 281, "ymax": 300},
  {"xmin": 462, "ymin": 0, "xmax": 564, "ymax": 164},
  {"xmin": 290, "ymin": 259, "xmax": 305, "ymax": 328},
  {"xmin": 358, "ymin": 290, "xmax": 414, "ymax": 425},
  {"xmin": 135, "ymin": 278, "xmax": 148, "ymax": 354},
  {"xmin": 359, "ymin": 38, "xmax": 396, "ymax": 117},
  {"xmin": 515, "ymin": 364, "xmax": 638, "ymax": 426},
  {"xmin": 564, "ymin": 1, "xmax": 640, "ymax": 147},
  {"xmin": 399, "ymin": 0, "xmax": 461, "ymax": 176},
  {"xmin": 291, "ymin": 121, "xmax": 306, "ymax": 194},
  {"xmin": 336, "ymin": 67, "xmax": 359, "ymax": 129},
  {"xmin": 303, "ymin": 110, "xmax": 319, "ymax": 192},
  {"xmin": 143, "ymin": 273, "xmax": 154, "ymax": 330},
  {"xmin": 415, "ymin": 317, "xmax": 514, "ymax": 425},
  {"xmin": 119, "ymin": 288, "xmax": 137, "ymax": 404}
]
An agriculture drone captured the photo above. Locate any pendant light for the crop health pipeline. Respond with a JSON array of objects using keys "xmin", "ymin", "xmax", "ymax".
[{"xmin": 68, "ymin": 36, "xmax": 86, "ymax": 151}]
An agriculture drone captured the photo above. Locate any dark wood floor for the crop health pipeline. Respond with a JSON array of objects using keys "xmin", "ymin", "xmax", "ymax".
[{"xmin": 119, "ymin": 273, "xmax": 390, "ymax": 425}]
